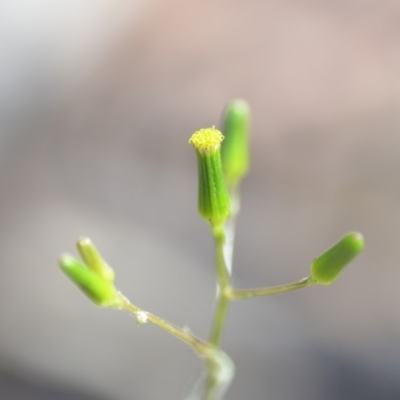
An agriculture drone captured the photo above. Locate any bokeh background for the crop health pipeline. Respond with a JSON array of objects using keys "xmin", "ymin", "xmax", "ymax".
[{"xmin": 1, "ymin": 1, "xmax": 400, "ymax": 399}]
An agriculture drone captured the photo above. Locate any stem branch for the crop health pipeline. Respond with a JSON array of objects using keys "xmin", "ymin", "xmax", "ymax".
[
  {"xmin": 230, "ymin": 277, "xmax": 317, "ymax": 300},
  {"xmin": 117, "ymin": 292, "xmax": 209, "ymax": 355}
]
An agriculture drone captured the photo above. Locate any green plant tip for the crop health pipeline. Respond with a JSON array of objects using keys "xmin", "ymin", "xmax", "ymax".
[
  {"xmin": 189, "ymin": 126, "xmax": 224, "ymax": 152},
  {"xmin": 310, "ymin": 232, "xmax": 365, "ymax": 285},
  {"xmin": 189, "ymin": 126, "xmax": 230, "ymax": 226},
  {"xmin": 221, "ymin": 99, "xmax": 250, "ymax": 188},
  {"xmin": 77, "ymin": 237, "xmax": 115, "ymax": 282},
  {"xmin": 59, "ymin": 253, "xmax": 119, "ymax": 307}
]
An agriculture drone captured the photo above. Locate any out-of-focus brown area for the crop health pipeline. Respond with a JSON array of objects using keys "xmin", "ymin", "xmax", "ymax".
[{"xmin": 1, "ymin": 1, "xmax": 400, "ymax": 399}]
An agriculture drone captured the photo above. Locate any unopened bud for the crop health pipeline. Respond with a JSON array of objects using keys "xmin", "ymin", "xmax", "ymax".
[
  {"xmin": 59, "ymin": 254, "xmax": 119, "ymax": 307},
  {"xmin": 310, "ymin": 232, "xmax": 365, "ymax": 285},
  {"xmin": 77, "ymin": 237, "xmax": 115, "ymax": 282},
  {"xmin": 221, "ymin": 99, "xmax": 250, "ymax": 188}
]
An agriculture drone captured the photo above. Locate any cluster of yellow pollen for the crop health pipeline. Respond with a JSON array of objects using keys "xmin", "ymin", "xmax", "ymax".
[{"xmin": 189, "ymin": 126, "xmax": 224, "ymax": 150}]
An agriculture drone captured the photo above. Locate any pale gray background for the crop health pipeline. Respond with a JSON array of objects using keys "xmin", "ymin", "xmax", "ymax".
[{"xmin": 1, "ymin": 1, "xmax": 400, "ymax": 399}]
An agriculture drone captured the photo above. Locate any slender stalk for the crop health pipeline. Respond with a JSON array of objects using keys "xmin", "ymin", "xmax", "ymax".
[
  {"xmin": 117, "ymin": 292, "xmax": 209, "ymax": 355},
  {"xmin": 209, "ymin": 289, "xmax": 231, "ymax": 346},
  {"xmin": 204, "ymin": 189, "xmax": 240, "ymax": 400},
  {"xmin": 208, "ymin": 187, "xmax": 240, "ymax": 346},
  {"xmin": 212, "ymin": 226, "xmax": 231, "ymax": 288},
  {"xmin": 230, "ymin": 277, "xmax": 317, "ymax": 300},
  {"xmin": 203, "ymin": 226, "xmax": 233, "ymax": 400},
  {"xmin": 222, "ymin": 188, "xmax": 240, "ymax": 275},
  {"xmin": 209, "ymin": 226, "xmax": 231, "ymax": 346}
]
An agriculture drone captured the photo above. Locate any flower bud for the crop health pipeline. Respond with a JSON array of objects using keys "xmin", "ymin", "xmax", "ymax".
[
  {"xmin": 59, "ymin": 254, "xmax": 119, "ymax": 307},
  {"xmin": 221, "ymin": 99, "xmax": 250, "ymax": 188},
  {"xmin": 189, "ymin": 127, "xmax": 230, "ymax": 226},
  {"xmin": 310, "ymin": 232, "xmax": 365, "ymax": 285},
  {"xmin": 77, "ymin": 237, "xmax": 115, "ymax": 282}
]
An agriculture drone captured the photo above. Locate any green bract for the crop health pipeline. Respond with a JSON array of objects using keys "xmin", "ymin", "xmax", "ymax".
[
  {"xmin": 310, "ymin": 232, "xmax": 365, "ymax": 285},
  {"xmin": 189, "ymin": 127, "xmax": 231, "ymax": 227},
  {"xmin": 77, "ymin": 237, "xmax": 115, "ymax": 282},
  {"xmin": 221, "ymin": 99, "xmax": 250, "ymax": 188},
  {"xmin": 59, "ymin": 254, "xmax": 119, "ymax": 307}
]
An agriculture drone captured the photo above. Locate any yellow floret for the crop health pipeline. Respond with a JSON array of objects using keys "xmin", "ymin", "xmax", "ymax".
[{"xmin": 189, "ymin": 126, "xmax": 224, "ymax": 150}]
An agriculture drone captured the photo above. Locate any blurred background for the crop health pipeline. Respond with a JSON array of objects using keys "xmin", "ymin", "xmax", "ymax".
[{"xmin": 1, "ymin": 0, "xmax": 400, "ymax": 399}]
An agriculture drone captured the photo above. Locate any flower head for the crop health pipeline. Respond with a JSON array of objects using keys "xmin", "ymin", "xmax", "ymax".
[
  {"xmin": 189, "ymin": 126, "xmax": 224, "ymax": 152},
  {"xmin": 189, "ymin": 127, "xmax": 230, "ymax": 226}
]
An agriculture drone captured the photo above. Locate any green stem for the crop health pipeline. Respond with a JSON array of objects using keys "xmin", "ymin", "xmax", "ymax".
[
  {"xmin": 209, "ymin": 226, "xmax": 231, "ymax": 346},
  {"xmin": 212, "ymin": 226, "xmax": 231, "ymax": 289},
  {"xmin": 204, "ymin": 226, "xmax": 233, "ymax": 400},
  {"xmin": 209, "ymin": 289, "xmax": 231, "ymax": 346},
  {"xmin": 222, "ymin": 188, "xmax": 240, "ymax": 275},
  {"xmin": 230, "ymin": 277, "xmax": 317, "ymax": 300},
  {"xmin": 208, "ymin": 187, "xmax": 240, "ymax": 346},
  {"xmin": 204, "ymin": 189, "xmax": 240, "ymax": 400}
]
